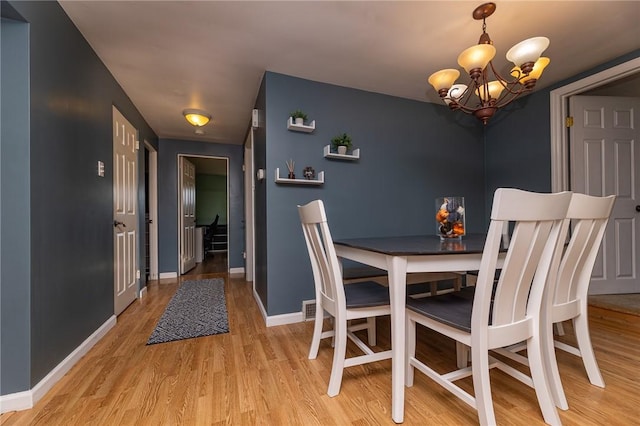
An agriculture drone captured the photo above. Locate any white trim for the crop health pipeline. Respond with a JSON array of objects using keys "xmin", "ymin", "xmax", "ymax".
[
  {"xmin": 253, "ymin": 286, "xmax": 268, "ymax": 322},
  {"xmin": 229, "ymin": 267, "xmax": 244, "ymax": 277},
  {"xmin": 266, "ymin": 312, "xmax": 304, "ymax": 327},
  {"xmin": 0, "ymin": 316, "xmax": 116, "ymax": 414},
  {"xmin": 177, "ymin": 154, "xmax": 230, "ymax": 274},
  {"xmin": 159, "ymin": 272, "xmax": 178, "ymax": 279},
  {"xmin": 550, "ymin": 56, "xmax": 640, "ymax": 192},
  {"xmin": 244, "ymin": 129, "xmax": 255, "ymax": 284},
  {"xmin": 139, "ymin": 286, "xmax": 148, "ymax": 299},
  {"xmin": 144, "ymin": 141, "xmax": 159, "ymax": 281},
  {"xmin": 251, "ymin": 286, "xmax": 305, "ymax": 327},
  {"xmin": 0, "ymin": 390, "xmax": 32, "ymax": 413}
]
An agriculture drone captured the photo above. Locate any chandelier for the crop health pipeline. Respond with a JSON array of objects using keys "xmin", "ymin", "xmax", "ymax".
[{"xmin": 428, "ymin": 2, "xmax": 550, "ymax": 124}]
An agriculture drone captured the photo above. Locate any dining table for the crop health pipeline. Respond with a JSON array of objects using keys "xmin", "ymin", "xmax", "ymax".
[{"xmin": 333, "ymin": 233, "xmax": 506, "ymax": 423}]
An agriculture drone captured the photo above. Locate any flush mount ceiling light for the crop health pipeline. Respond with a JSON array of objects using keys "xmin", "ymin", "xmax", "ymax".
[
  {"xmin": 182, "ymin": 109, "xmax": 212, "ymax": 134},
  {"xmin": 428, "ymin": 2, "xmax": 550, "ymax": 124}
]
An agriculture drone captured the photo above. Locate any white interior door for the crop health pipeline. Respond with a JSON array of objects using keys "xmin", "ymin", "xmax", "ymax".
[
  {"xmin": 570, "ymin": 95, "xmax": 640, "ymax": 294},
  {"xmin": 113, "ymin": 107, "xmax": 138, "ymax": 315},
  {"xmin": 179, "ymin": 156, "xmax": 196, "ymax": 274}
]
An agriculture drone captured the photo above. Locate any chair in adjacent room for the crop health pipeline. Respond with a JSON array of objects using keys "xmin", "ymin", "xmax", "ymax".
[
  {"xmin": 405, "ymin": 188, "xmax": 572, "ymax": 426},
  {"xmin": 298, "ymin": 199, "xmax": 392, "ymax": 397},
  {"xmin": 203, "ymin": 214, "xmax": 219, "ymax": 258},
  {"xmin": 495, "ymin": 192, "xmax": 616, "ymax": 410}
]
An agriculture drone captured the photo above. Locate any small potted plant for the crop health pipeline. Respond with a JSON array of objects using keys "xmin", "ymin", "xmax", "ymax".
[
  {"xmin": 290, "ymin": 110, "xmax": 308, "ymax": 126},
  {"xmin": 331, "ymin": 132, "xmax": 352, "ymax": 155}
]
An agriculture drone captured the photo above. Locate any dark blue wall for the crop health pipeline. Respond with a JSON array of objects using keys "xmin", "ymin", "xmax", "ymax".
[
  {"xmin": 157, "ymin": 139, "xmax": 244, "ymax": 273},
  {"xmin": 1, "ymin": 12, "xmax": 31, "ymax": 395},
  {"xmin": 1, "ymin": 0, "xmax": 158, "ymax": 393},
  {"xmin": 261, "ymin": 72, "xmax": 485, "ymax": 315}
]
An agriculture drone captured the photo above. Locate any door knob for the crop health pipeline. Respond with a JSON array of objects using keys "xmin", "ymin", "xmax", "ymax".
[
  {"xmin": 114, "ymin": 220, "xmax": 126, "ymax": 228},
  {"xmin": 636, "ymin": 205, "xmax": 640, "ymax": 212}
]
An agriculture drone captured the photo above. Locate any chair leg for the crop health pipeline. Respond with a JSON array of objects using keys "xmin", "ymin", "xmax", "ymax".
[
  {"xmin": 366, "ymin": 317, "xmax": 377, "ymax": 346},
  {"xmin": 453, "ymin": 274, "xmax": 462, "ymax": 291},
  {"xmin": 405, "ymin": 314, "xmax": 417, "ymax": 387},
  {"xmin": 456, "ymin": 342, "xmax": 469, "ymax": 369},
  {"xmin": 554, "ymin": 321, "xmax": 566, "ymax": 336},
  {"xmin": 573, "ymin": 314, "xmax": 605, "ymax": 387},
  {"xmin": 527, "ymin": 337, "xmax": 562, "ymax": 426},
  {"xmin": 471, "ymin": 346, "xmax": 496, "ymax": 426},
  {"xmin": 327, "ymin": 317, "xmax": 348, "ymax": 397},
  {"xmin": 544, "ymin": 321, "xmax": 569, "ymax": 409},
  {"xmin": 309, "ymin": 306, "xmax": 325, "ymax": 360},
  {"xmin": 429, "ymin": 282, "xmax": 438, "ymax": 296}
]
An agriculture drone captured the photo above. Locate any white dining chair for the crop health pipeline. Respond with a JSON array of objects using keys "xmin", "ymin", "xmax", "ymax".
[
  {"xmin": 405, "ymin": 188, "xmax": 572, "ymax": 426},
  {"xmin": 495, "ymin": 192, "xmax": 616, "ymax": 410},
  {"xmin": 298, "ymin": 199, "xmax": 392, "ymax": 397}
]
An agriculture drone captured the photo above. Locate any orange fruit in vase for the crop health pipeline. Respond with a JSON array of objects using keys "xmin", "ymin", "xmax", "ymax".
[
  {"xmin": 436, "ymin": 209, "xmax": 449, "ymax": 222},
  {"xmin": 452, "ymin": 222, "xmax": 465, "ymax": 234}
]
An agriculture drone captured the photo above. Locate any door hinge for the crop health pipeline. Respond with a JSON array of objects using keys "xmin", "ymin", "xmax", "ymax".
[
  {"xmin": 136, "ymin": 140, "xmax": 140, "ymax": 150},
  {"xmin": 565, "ymin": 116, "xmax": 574, "ymax": 127}
]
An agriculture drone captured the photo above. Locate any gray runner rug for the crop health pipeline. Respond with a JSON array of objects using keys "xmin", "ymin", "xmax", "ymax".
[{"xmin": 147, "ymin": 278, "xmax": 229, "ymax": 345}]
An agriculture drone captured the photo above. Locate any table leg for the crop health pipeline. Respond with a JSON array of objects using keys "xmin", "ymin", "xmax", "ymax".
[{"xmin": 387, "ymin": 255, "xmax": 408, "ymax": 423}]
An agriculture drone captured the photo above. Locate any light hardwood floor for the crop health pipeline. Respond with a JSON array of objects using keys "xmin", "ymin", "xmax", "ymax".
[{"xmin": 1, "ymin": 273, "xmax": 639, "ymax": 425}]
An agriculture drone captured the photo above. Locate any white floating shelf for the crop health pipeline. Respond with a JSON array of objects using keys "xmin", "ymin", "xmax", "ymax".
[
  {"xmin": 323, "ymin": 145, "xmax": 360, "ymax": 160},
  {"xmin": 275, "ymin": 168, "xmax": 324, "ymax": 185},
  {"xmin": 287, "ymin": 117, "xmax": 316, "ymax": 133}
]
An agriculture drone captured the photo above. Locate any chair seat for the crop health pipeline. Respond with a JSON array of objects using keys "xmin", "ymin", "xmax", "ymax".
[
  {"xmin": 345, "ymin": 281, "xmax": 390, "ymax": 308},
  {"xmin": 406, "ymin": 287, "xmax": 475, "ymax": 332}
]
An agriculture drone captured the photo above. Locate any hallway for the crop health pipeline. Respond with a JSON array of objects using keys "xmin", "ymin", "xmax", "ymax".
[{"xmin": 184, "ymin": 252, "xmax": 228, "ymax": 276}]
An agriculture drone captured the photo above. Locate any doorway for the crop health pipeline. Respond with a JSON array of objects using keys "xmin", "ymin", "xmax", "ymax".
[
  {"xmin": 178, "ymin": 155, "xmax": 229, "ymax": 275},
  {"xmin": 144, "ymin": 141, "xmax": 158, "ymax": 283},
  {"xmin": 550, "ymin": 56, "xmax": 640, "ymax": 295}
]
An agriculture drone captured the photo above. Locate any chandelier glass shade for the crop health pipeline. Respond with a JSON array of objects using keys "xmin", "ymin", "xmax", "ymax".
[{"xmin": 428, "ymin": 2, "xmax": 550, "ymax": 124}]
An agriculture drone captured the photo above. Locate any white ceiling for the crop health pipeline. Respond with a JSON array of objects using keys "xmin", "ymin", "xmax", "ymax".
[{"xmin": 58, "ymin": 1, "xmax": 640, "ymax": 146}]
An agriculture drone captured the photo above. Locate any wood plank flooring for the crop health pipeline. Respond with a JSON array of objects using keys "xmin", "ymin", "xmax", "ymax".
[{"xmin": 1, "ymin": 273, "xmax": 639, "ymax": 425}]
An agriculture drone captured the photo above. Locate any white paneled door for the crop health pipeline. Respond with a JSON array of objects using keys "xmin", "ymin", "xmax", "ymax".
[
  {"xmin": 113, "ymin": 107, "xmax": 138, "ymax": 315},
  {"xmin": 570, "ymin": 95, "xmax": 640, "ymax": 294},
  {"xmin": 180, "ymin": 157, "xmax": 196, "ymax": 274}
]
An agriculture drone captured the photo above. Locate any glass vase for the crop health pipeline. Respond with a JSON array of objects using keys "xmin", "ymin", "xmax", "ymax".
[{"xmin": 435, "ymin": 197, "xmax": 465, "ymax": 240}]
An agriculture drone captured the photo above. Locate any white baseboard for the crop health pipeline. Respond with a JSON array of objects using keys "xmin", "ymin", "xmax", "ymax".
[
  {"xmin": 266, "ymin": 311, "xmax": 304, "ymax": 327},
  {"xmin": 253, "ymin": 286, "xmax": 268, "ymax": 322},
  {"xmin": 139, "ymin": 286, "xmax": 147, "ymax": 299},
  {"xmin": 159, "ymin": 272, "xmax": 177, "ymax": 279},
  {"xmin": 0, "ymin": 390, "xmax": 32, "ymax": 413},
  {"xmin": 0, "ymin": 315, "xmax": 116, "ymax": 414},
  {"xmin": 229, "ymin": 267, "xmax": 244, "ymax": 277},
  {"xmin": 251, "ymin": 286, "xmax": 304, "ymax": 327}
]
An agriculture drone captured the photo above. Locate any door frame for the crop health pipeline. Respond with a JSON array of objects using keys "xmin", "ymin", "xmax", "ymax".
[
  {"xmin": 144, "ymin": 140, "xmax": 158, "ymax": 282},
  {"xmin": 176, "ymin": 154, "xmax": 230, "ymax": 273},
  {"xmin": 550, "ymin": 56, "xmax": 640, "ymax": 192},
  {"xmin": 244, "ymin": 129, "xmax": 255, "ymax": 284}
]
